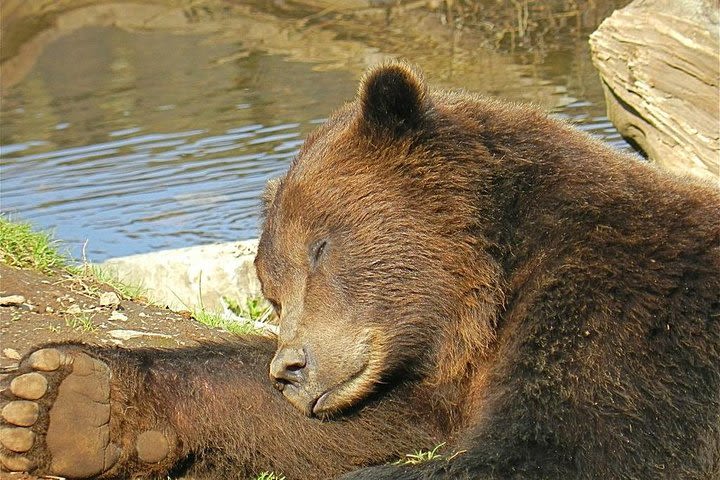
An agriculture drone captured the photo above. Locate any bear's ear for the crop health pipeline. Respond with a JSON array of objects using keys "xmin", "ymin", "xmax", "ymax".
[
  {"xmin": 358, "ymin": 62, "xmax": 428, "ymax": 136},
  {"xmin": 261, "ymin": 177, "xmax": 281, "ymax": 215}
]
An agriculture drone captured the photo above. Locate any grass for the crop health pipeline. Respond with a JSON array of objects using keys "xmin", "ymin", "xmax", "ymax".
[
  {"xmin": 0, "ymin": 216, "xmax": 146, "ymax": 301},
  {"xmin": 191, "ymin": 286, "xmax": 275, "ymax": 336},
  {"xmin": 71, "ymin": 263, "xmax": 147, "ymax": 301},
  {"xmin": 394, "ymin": 443, "xmax": 446, "ymax": 465},
  {"xmin": 0, "ymin": 217, "xmax": 66, "ymax": 273},
  {"xmin": 192, "ymin": 304, "xmax": 268, "ymax": 336},
  {"xmin": 254, "ymin": 473, "xmax": 285, "ymax": 480},
  {"xmin": 65, "ymin": 311, "xmax": 97, "ymax": 332},
  {"xmin": 223, "ymin": 295, "xmax": 272, "ymax": 322}
]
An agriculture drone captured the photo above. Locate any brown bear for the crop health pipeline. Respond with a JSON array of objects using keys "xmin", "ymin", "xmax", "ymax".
[{"xmin": 1, "ymin": 62, "xmax": 719, "ymax": 480}]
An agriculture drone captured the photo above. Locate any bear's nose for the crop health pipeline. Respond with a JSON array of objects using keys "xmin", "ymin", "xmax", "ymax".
[{"xmin": 270, "ymin": 347, "xmax": 307, "ymax": 386}]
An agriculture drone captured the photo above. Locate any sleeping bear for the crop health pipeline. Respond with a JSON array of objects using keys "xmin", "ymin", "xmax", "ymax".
[{"xmin": 1, "ymin": 62, "xmax": 718, "ymax": 479}]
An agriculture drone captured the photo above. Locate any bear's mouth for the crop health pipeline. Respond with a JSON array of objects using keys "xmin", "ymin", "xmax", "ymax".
[
  {"xmin": 310, "ymin": 362, "xmax": 371, "ymax": 416},
  {"xmin": 279, "ymin": 359, "xmax": 373, "ymax": 417}
]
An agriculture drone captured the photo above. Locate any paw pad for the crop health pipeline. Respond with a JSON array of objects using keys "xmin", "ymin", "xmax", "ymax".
[
  {"xmin": 0, "ymin": 427, "xmax": 35, "ymax": 452},
  {"xmin": 1, "ymin": 401, "xmax": 39, "ymax": 426},
  {"xmin": 10, "ymin": 373, "xmax": 48, "ymax": 400},
  {"xmin": 1, "ymin": 347, "xmax": 178, "ymax": 476}
]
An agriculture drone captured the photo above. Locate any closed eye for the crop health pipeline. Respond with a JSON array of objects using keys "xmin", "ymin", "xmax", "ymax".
[{"xmin": 311, "ymin": 239, "xmax": 328, "ymax": 267}]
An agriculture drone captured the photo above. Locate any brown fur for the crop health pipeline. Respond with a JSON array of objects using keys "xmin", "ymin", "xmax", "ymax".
[{"xmin": 3, "ymin": 62, "xmax": 718, "ymax": 479}]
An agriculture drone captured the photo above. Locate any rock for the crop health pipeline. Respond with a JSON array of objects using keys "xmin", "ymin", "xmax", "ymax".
[
  {"xmin": 589, "ymin": 0, "xmax": 719, "ymax": 179},
  {"xmin": 0, "ymin": 295, "xmax": 26, "ymax": 306},
  {"xmin": 2, "ymin": 349, "xmax": 21, "ymax": 360},
  {"xmin": 98, "ymin": 291, "xmax": 121, "ymax": 308},
  {"xmin": 65, "ymin": 304, "xmax": 82, "ymax": 315},
  {"xmin": 109, "ymin": 311, "xmax": 128, "ymax": 322},
  {"xmin": 101, "ymin": 240, "xmax": 261, "ymax": 312},
  {"xmin": 107, "ymin": 329, "xmax": 171, "ymax": 341}
]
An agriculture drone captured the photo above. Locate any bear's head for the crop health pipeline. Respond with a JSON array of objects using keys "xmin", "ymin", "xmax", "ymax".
[{"xmin": 255, "ymin": 63, "xmax": 502, "ymax": 417}]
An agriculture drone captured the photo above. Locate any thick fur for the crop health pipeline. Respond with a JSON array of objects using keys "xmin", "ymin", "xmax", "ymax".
[{"xmin": 5, "ymin": 62, "xmax": 719, "ymax": 479}]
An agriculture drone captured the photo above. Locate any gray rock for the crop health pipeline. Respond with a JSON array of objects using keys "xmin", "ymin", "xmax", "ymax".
[
  {"xmin": 98, "ymin": 291, "xmax": 121, "ymax": 308},
  {"xmin": 101, "ymin": 240, "xmax": 261, "ymax": 312},
  {"xmin": 0, "ymin": 295, "xmax": 26, "ymax": 307}
]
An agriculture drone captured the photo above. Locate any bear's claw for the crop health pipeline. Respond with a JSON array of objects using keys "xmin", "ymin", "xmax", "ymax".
[{"xmin": 0, "ymin": 347, "xmax": 175, "ymax": 477}]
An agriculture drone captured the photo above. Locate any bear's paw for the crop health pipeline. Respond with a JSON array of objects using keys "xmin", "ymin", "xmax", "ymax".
[{"xmin": 0, "ymin": 347, "xmax": 174, "ymax": 477}]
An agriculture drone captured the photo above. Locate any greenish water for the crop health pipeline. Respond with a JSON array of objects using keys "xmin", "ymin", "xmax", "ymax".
[{"xmin": 0, "ymin": 13, "xmax": 631, "ymax": 261}]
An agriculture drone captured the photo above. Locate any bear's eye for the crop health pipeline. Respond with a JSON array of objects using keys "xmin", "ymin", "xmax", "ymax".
[{"xmin": 310, "ymin": 239, "xmax": 328, "ymax": 268}]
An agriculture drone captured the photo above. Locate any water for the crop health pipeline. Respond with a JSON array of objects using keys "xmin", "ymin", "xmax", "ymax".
[{"xmin": 0, "ymin": 12, "xmax": 632, "ymax": 261}]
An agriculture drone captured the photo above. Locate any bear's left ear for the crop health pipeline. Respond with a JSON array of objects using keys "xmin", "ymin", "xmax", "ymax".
[{"xmin": 358, "ymin": 62, "xmax": 429, "ymax": 136}]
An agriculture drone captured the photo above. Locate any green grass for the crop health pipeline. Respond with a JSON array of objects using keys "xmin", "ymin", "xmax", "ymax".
[
  {"xmin": 254, "ymin": 473, "xmax": 285, "ymax": 480},
  {"xmin": 65, "ymin": 311, "xmax": 97, "ymax": 332},
  {"xmin": 223, "ymin": 295, "xmax": 272, "ymax": 322},
  {"xmin": 0, "ymin": 217, "xmax": 66, "ymax": 273},
  {"xmin": 394, "ymin": 443, "xmax": 446, "ymax": 465},
  {"xmin": 0, "ymin": 217, "xmax": 146, "ymax": 300},
  {"xmin": 71, "ymin": 263, "xmax": 147, "ymax": 301},
  {"xmin": 192, "ymin": 307, "xmax": 265, "ymax": 335},
  {"xmin": 191, "ymin": 294, "xmax": 275, "ymax": 336}
]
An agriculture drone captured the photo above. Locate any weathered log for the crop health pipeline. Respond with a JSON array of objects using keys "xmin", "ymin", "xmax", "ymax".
[{"xmin": 590, "ymin": 0, "xmax": 719, "ymax": 179}]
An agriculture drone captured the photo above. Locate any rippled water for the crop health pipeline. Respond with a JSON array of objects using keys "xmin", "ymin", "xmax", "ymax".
[{"xmin": 0, "ymin": 22, "xmax": 631, "ymax": 261}]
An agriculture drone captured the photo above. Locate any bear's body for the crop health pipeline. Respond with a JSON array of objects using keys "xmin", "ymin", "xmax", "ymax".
[{"xmin": 1, "ymin": 63, "xmax": 718, "ymax": 479}]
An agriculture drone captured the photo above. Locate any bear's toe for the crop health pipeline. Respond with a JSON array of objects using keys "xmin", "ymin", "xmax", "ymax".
[
  {"xmin": 2, "ymin": 400, "xmax": 39, "ymax": 426},
  {"xmin": 2, "ymin": 347, "xmax": 178, "ymax": 477},
  {"xmin": 0, "ymin": 348, "xmax": 119, "ymax": 477},
  {"xmin": 0, "ymin": 453, "xmax": 34, "ymax": 471},
  {"xmin": 9, "ymin": 373, "xmax": 48, "ymax": 400},
  {"xmin": 27, "ymin": 348, "xmax": 69, "ymax": 372}
]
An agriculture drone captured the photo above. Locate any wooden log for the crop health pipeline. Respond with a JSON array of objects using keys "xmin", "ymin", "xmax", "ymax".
[{"xmin": 589, "ymin": 0, "xmax": 719, "ymax": 179}]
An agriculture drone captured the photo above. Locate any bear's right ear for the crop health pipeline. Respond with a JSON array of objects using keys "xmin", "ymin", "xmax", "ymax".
[
  {"xmin": 261, "ymin": 177, "xmax": 281, "ymax": 215},
  {"xmin": 358, "ymin": 62, "xmax": 429, "ymax": 137}
]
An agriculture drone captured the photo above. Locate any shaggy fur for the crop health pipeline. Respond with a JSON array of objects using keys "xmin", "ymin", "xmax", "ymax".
[{"xmin": 2, "ymin": 62, "xmax": 718, "ymax": 479}]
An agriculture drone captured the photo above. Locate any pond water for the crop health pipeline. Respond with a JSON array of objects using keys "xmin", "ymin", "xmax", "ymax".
[{"xmin": 0, "ymin": 9, "xmax": 631, "ymax": 261}]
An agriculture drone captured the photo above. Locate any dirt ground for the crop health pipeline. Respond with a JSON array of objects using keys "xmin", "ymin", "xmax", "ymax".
[
  {"xmin": 0, "ymin": 262, "xmax": 236, "ymax": 371},
  {"xmin": 0, "ymin": 262, "xmax": 242, "ymax": 479}
]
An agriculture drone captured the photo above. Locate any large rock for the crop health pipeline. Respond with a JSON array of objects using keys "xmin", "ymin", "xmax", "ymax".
[
  {"xmin": 589, "ymin": 0, "xmax": 719, "ymax": 179},
  {"xmin": 101, "ymin": 240, "xmax": 260, "ymax": 312}
]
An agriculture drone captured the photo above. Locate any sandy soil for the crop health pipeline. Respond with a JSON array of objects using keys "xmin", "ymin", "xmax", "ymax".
[{"xmin": 0, "ymin": 262, "xmax": 235, "ymax": 370}]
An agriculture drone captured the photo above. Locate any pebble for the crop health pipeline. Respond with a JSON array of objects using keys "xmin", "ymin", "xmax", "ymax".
[
  {"xmin": 65, "ymin": 305, "xmax": 82, "ymax": 315},
  {"xmin": 2, "ymin": 349, "xmax": 21, "ymax": 360},
  {"xmin": 0, "ymin": 295, "xmax": 26, "ymax": 307},
  {"xmin": 98, "ymin": 292, "xmax": 121, "ymax": 308},
  {"xmin": 108, "ymin": 329, "xmax": 171, "ymax": 341},
  {"xmin": 109, "ymin": 311, "xmax": 128, "ymax": 322},
  {"xmin": 45, "ymin": 306, "xmax": 55, "ymax": 313}
]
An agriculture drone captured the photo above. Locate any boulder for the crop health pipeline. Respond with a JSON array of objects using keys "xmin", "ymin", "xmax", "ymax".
[{"xmin": 101, "ymin": 240, "xmax": 260, "ymax": 312}]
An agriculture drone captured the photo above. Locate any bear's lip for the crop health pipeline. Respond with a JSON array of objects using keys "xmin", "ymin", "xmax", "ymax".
[
  {"xmin": 277, "ymin": 361, "xmax": 371, "ymax": 417},
  {"xmin": 310, "ymin": 361, "xmax": 370, "ymax": 417}
]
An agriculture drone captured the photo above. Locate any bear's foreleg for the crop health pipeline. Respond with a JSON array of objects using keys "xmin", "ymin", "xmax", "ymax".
[{"xmin": 1, "ymin": 339, "xmax": 435, "ymax": 479}]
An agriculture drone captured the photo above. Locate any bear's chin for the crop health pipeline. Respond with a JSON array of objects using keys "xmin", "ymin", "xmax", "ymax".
[{"xmin": 280, "ymin": 361, "xmax": 374, "ymax": 418}]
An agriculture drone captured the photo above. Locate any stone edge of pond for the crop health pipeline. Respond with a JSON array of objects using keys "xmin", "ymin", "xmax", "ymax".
[{"xmin": 100, "ymin": 239, "xmax": 260, "ymax": 313}]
